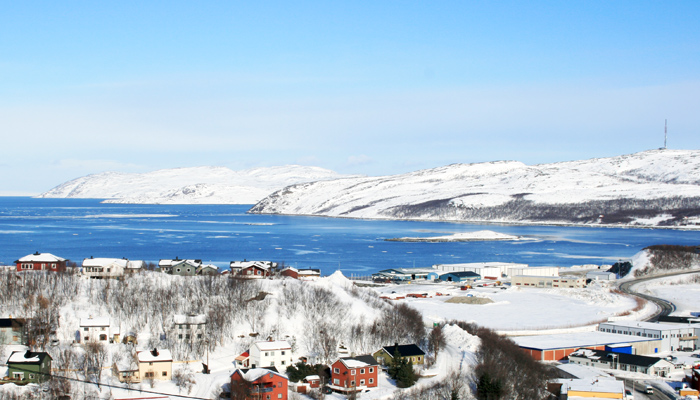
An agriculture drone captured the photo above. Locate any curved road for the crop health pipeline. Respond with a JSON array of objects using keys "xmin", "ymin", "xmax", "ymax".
[{"xmin": 618, "ymin": 270, "xmax": 700, "ymax": 321}]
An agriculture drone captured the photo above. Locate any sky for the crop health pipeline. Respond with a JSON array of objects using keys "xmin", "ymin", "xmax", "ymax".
[{"xmin": 1, "ymin": 1, "xmax": 699, "ymax": 195}]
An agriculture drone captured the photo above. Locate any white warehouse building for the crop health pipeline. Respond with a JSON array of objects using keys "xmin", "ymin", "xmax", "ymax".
[
  {"xmin": 597, "ymin": 321, "xmax": 698, "ymax": 353},
  {"xmin": 432, "ymin": 262, "xmax": 559, "ymax": 279}
]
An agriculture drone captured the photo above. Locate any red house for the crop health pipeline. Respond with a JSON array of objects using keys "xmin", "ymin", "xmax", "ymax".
[
  {"xmin": 14, "ymin": 252, "xmax": 67, "ymax": 272},
  {"xmin": 329, "ymin": 355, "xmax": 378, "ymax": 394},
  {"xmin": 230, "ymin": 368, "xmax": 288, "ymax": 400}
]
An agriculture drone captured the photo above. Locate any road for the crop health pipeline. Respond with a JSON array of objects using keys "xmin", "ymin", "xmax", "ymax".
[{"xmin": 617, "ymin": 269, "xmax": 700, "ymax": 322}]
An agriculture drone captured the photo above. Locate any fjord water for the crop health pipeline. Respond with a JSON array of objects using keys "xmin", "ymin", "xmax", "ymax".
[{"xmin": 2, "ymin": 197, "xmax": 700, "ymax": 276}]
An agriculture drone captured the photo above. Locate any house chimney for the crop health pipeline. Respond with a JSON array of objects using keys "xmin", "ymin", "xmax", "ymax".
[
  {"xmin": 152, "ymin": 348, "xmax": 159, "ymax": 357},
  {"xmin": 34, "ymin": 251, "xmax": 40, "ymax": 255},
  {"xmin": 25, "ymin": 350, "xmax": 32, "ymax": 358}
]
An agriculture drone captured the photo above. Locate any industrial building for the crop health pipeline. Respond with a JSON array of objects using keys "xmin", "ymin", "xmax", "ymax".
[
  {"xmin": 512, "ymin": 275, "xmax": 585, "ymax": 288},
  {"xmin": 597, "ymin": 321, "xmax": 698, "ymax": 352},
  {"xmin": 514, "ymin": 331, "xmax": 661, "ymax": 361}
]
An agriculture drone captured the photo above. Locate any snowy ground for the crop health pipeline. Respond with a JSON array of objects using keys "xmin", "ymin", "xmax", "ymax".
[
  {"xmin": 372, "ymin": 280, "xmax": 641, "ymax": 333},
  {"xmin": 633, "ymin": 272, "xmax": 700, "ymax": 316}
]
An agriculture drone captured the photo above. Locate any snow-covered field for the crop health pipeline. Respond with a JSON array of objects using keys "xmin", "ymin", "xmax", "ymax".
[
  {"xmin": 371, "ymin": 281, "xmax": 642, "ymax": 333},
  {"xmin": 633, "ymin": 272, "xmax": 700, "ymax": 316}
]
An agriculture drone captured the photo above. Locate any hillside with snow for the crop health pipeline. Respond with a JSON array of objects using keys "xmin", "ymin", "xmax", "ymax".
[
  {"xmin": 38, "ymin": 165, "xmax": 355, "ymax": 204},
  {"xmin": 250, "ymin": 150, "xmax": 700, "ymax": 227}
]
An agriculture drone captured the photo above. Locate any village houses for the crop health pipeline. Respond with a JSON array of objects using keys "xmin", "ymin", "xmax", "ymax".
[{"xmin": 82, "ymin": 257, "xmax": 144, "ymax": 279}]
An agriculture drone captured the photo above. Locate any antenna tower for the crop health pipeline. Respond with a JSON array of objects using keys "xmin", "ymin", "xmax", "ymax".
[{"xmin": 664, "ymin": 119, "xmax": 667, "ymax": 149}]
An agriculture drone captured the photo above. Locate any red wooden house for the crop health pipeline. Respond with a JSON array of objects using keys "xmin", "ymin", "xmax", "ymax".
[
  {"xmin": 329, "ymin": 355, "xmax": 378, "ymax": 394},
  {"xmin": 14, "ymin": 252, "xmax": 67, "ymax": 272},
  {"xmin": 230, "ymin": 368, "xmax": 288, "ymax": 400}
]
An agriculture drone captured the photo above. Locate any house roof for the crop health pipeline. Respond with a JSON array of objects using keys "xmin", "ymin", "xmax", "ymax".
[
  {"xmin": 0, "ymin": 318, "xmax": 25, "ymax": 328},
  {"xmin": 8, "ymin": 350, "xmax": 51, "ymax": 364},
  {"xmin": 235, "ymin": 351, "xmax": 250, "ymax": 361},
  {"xmin": 80, "ymin": 317, "xmax": 110, "ymax": 327},
  {"xmin": 173, "ymin": 314, "xmax": 206, "ymax": 325},
  {"xmin": 253, "ymin": 340, "xmax": 291, "ymax": 351},
  {"xmin": 232, "ymin": 368, "xmax": 287, "ymax": 382},
  {"xmin": 82, "ymin": 258, "xmax": 128, "ymax": 268},
  {"xmin": 569, "ymin": 349, "xmax": 671, "ymax": 368},
  {"xmin": 158, "ymin": 259, "xmax": 201, "ymax": 267},
  {"xmin": 380, "ymin": 344, "xmax": 426, "ymax": 358},
  {"xmin": 339, "ymin": 355, "xmax": 378, "ymax": 368},
  {"xmin": 138, "ymin": 348, "xmax": 172, "ymax": 363},
  {"xmin": 513, "ymin": 331, "xmax": 658, "ymax": 350},
  {"xmin": 15, "ymin": 252, "xmax": 66, "ymax": 263}
]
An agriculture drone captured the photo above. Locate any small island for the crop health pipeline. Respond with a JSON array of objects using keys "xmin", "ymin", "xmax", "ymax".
[{"xmin": 385, "ymin": 230, "xmax": 523, "ymax": 242}]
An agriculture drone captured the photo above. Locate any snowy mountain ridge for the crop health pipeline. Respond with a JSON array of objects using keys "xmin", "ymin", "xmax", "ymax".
[
  {"xmin": 250, "ymin": 150, "xmax": 700, "ymax": 227},
  {"xmin": 39, "ymin": 165, "xmax": 356, "ymax": 204}
]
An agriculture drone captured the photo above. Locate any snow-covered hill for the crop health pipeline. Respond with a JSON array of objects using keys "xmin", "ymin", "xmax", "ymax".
[
  {"xmin": 250, "ymin": 150, "xmax": 700, "ymax": 227},
  {"xmin": 38, "ymin": 165, "xmax": 355, "ymax": 204}
]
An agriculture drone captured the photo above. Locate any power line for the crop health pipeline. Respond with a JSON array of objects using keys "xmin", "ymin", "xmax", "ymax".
[{"xmin": 9, "ymin": 365, "xmax": 216, "ymax": 400}]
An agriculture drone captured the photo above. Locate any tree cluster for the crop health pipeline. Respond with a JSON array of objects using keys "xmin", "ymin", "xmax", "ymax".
[
  {"xmin": 454, "ymin": 321, "xmax": 552, "ymax": 400},
  {"xmin": 387, "ymin": 349, "xmax": 416, "ymax": 388}
]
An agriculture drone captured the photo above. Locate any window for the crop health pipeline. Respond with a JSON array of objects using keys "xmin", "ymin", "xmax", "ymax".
[
  {"xmin": 334, "ymin": 368, "xmax": 339, "ymax": 374},
  {"xmin": 360, "ymin": 379, "xmax": 365, "ymax": 385},
  {"xmin": 369, "ymin": 378, "xmax": 374, "ymax": 384},
  {"xmin": 178, "ymin": 334, "xmax": 183, "ymax": 339},
  {"xmin": 369, "ymin": 367, "xmax": 374, "ymax": 373},
  {"xmin": 271, "ymin": 361, "xmax": 275, "ymax": 366},
  {"xmin": 84, "ymin": 327, "xmax": 89, "ymax": 332},
  {"xmin": 281, "ymin": 351, "xmax": 285, "ymax": 355},
  {"xmin": 85, "ymin": 336, "xmax": 90, "ymax": 341},
  {"xmin": 281, "ymin": 361, "xmax": 285, "ymax": 365},
  {"xmin": 266, "ymin": 396, "xmax": 270, "ymax": 400},
  {"xmin": 351, "ymin": 369, "xmax": 356, "ymax": 375},
  {"xmin": 360, "ymin": 368, "xmax": 364, "ymax": 374},
  {"xmin": 145, "ymin": 372, "xmax": 154, "ymax": 378},
  {"xmin": 162, "ymin": 371, "xmax": 167, "ymax": 376},
  {"xmin": 334, "ymin": 379, "xmax": 339, "ymax": 385},
  {"xmin": 351, "ymin": 381, "xmax": 355, "ymax": 387},
  {"xmin": 29, "ymin": 374, "xmax": 35, "ymax": 379},
  {"xmin": 278, "ymin": 395, "xmax": 283, "ymax": 399}
]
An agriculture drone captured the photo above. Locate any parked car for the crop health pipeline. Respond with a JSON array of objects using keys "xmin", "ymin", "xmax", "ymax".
[
  {"xmin": 645, "ymin": 386, "xmax": 653, "ymax": 394},
  {"xmin": 625, "ymin": 389, "xmax": 633, "ymax": 400}
]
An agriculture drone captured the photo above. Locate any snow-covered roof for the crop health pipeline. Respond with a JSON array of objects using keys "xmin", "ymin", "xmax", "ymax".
[
  {"xmin": 253, "ymin": 340, "xmax": 291, "ymax": 351},
  {"xmin": 230, "ymin": 260, "xmax": 276, "ymax": 269},
  {"xmin": 556, "ymin": 363, "xmax": 610, "ymax": 380},
  {"xmin": 80, "ymin": 316, "xmax": 110, "ymax": 327},
  {"xmin": 159, "ymin": 259, "xmax": 201, "ymax": 267},
  {"xmin": 235, "ymin": 368, "xmax": 287, "ymax": 382},
  {"xmin": 138, "ymin": 349, "xmax": 172, "ymax": 363},
  {"xmin": 513, "ymin": 331, "xmax": 656, "ymax": 350},
  {"xmin": 127, "ymin": 260, "xmax": 145, "ymax": 269},
  {"xmin": 16, "ymin": 252, "xmax": 65, "ymax": 263},
  {"xmin": 82, "ymin": 258, "xmax": 128, "ymax": 267},
  {"xmin": 560, "ymin": 378, "xmax": 624, "ymax": 395},
  {"xmin": 173, "ymin": 314, "xmax": 206, "ymax": 324},
  {"xmin": 115, "ymin": 357, "xmax": 138, "ymax": 372},
  {"xmin": 433, "ymin": 262, "xmax": 528, "ymax": 269},
  {"xmin": 340, "ymin": 358, "xmax": 371, "ymax": 368},
  {"xmin": 8, "ymin": 350, "xmax": 49, "ymax": 363},
  {"xmin": 602, "ymin": 320, "xmax": 689, "ymax": 331}
]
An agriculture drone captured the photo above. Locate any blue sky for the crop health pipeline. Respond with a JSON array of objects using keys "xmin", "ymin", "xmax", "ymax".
[{"xmin": 2, "ymin": 1, "xmax": 699, "ymax": 194}]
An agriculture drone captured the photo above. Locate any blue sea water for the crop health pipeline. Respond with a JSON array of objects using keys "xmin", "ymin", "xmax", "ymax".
[{"xmin": 1, "ymin": 197, "xmax": 700, "ymax": 276}]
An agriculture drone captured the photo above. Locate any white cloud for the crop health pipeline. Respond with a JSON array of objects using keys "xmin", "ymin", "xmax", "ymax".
[{"xmin": 346, "ymin": 155, "xmax": 373, "ymax": 166}]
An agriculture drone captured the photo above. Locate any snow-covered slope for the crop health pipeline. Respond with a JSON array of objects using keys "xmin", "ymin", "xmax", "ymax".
[
  {"xmin": 250, "ymin": 150, "xmax": 700, "ymax": 227},
  {"xmin": 38, "ymin": 165, "xmax": 355, "ymax": 204}
]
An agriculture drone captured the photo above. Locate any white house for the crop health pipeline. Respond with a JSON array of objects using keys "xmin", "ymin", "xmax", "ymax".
[
  {"xmin": 242, "ymin": 340, "xmax": 294, "ymax": 369},
  {"xmin": 172, "ymin": 314, "xmax": 206, "ymax": 342},
  {"xmin": 80, "ymin": 316, "xmax": 112, "ymax": 343},
  {"xmin": 82, "ymin": 257, "xmax": 143, "ymax": 279}
]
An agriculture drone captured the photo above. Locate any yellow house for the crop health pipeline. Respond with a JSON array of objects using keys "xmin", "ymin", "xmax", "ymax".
[
  {"xmin": 137, "ymin": 348, "xmax": 173, "ymax": 381},
  {"xmin": 555, "ymin": 378, "xmax": 625, "ymax": 400}
]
